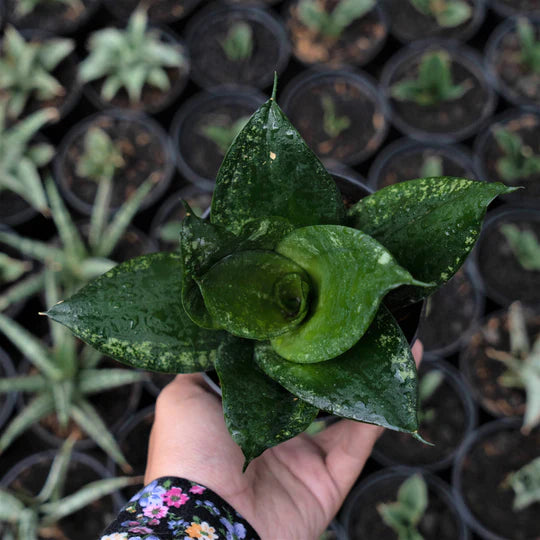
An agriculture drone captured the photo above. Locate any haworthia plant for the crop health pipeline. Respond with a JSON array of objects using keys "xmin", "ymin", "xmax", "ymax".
[
  {"xmin": 220, "ymin": 22, "xmax": 254, "ymax": 62},
  {"xmin": 200, "ymin": 116, "xmax": 250, "ymax": 156},
  {"xmin": 0, "ymin": 437, "xmax": 142, "ymax": 538},
  {"xmin": 0, "ymin": 27, "xmax": 74, "ymax": 119},
  {"xmin": 45, "ymin": 76, "xmax": 513, "ymax": 470},
  {"xmin": 518, "ymin": 18, "xmax": 540, "ymax": 74},
  {"xmin": 506, "ymin": 456, "xmax": 540, "ymax": 511},
  {"xmin": 321, "ymin": 94, "xmax": 350, "ymax": 138},
  {"xmin": 409, "ymin": 0, "xmax": 472, "ymax": 28},
  {"xmin": 494, "ymin": 127, "xmax": 540, "ymax": 183},
  {"xmin": 500, "ymin": 224, "xmax": 540, "ymax": 271}
]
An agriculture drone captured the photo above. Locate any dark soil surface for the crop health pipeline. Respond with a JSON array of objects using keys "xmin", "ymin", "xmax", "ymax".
[
  {"xmin": 104, "ymin": 0, "xmax": 201, "ymax": 22},
  {"xmin": 417, "ymin": 268, "xmax": 480, "ymax": 354},
  {"xmin": 188, "ymin": 8, "xmax": 285, "ymax": 88},
  {"xmin": 478, "ymin": 113, "xmax": 540, "ymax": 207},
  {"xmin": 491, "ymin": 22, "xmax": 540, "ymax": 107},
  {"xmin": 458, "ymin": 426, "xmax": 540, "ymax": 539},
  {"xmin": 1, "ymin": 454, "xmax": 118, "ymax": 539},
  {"xmin": 287, "ymin": 0, "xmax": 387, "ymax": 67},
  {"xmin": 477, "ymin": 213, "xmax": 540, "ymax": 305},
  {"xmin": 373, "ymin": 146, "xmax": 473, "ymax": 189},
  {"xmin": 346, "ymin": 474, "xmax": 461, "ymax": 540},
  {"xmin": 388, "ymin": 51, "xmax": 489, "ymax": 138},
  {"xmin": 375, "ymin": 363, "xmax": 468, "ymax": 468},
  {"xmin": 385, "ymin": 0, "xmax": 478, "ymax": 42},
  {"xmin": 177, "ymin": 96, "xmax": 262, "ymax": 184},
  {"xmin": 5, "ymin": 0, "xmax": 98, "ymax": 33},
  {"xmin": 284, "ymin": 75, "xmax": 385, "ymax": 165},
  {"xmin": 461, "ymin": 309, "xmax": 540, "ymax": 418},
  {"xmin": 59, "ymin": 114, "xmax": 169, "ymax": 212}
]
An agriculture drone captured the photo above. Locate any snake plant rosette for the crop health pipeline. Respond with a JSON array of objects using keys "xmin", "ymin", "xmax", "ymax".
[{"xmin": 45, "ymin": 78, "xmax": 513, "ymax": 470}]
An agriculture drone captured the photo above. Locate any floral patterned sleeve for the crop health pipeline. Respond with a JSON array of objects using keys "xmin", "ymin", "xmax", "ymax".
[{"xmin": 100, "ymin": 476, "xmax": 260, "ymax": 540}]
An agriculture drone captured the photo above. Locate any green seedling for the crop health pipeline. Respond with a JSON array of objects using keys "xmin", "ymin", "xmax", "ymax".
[
  {"xmin": 0, "ymin": 27, "xmax": 74, "ymax": 119},
  {"xmin": 391, "ymin": 51, "xmax": 471, "ymax": 106},
  {"xmin": 0, "ymin": 254, "xmax": 31, "ymax": 285},
  {"xmin": 501, "ymin": 224, "xmax": 540, "ymax": 271},
  {"xmin": 0, "ymin": 272, "xmax": 145, "ymax": 468},
  {"xmin": 321, "ymin": 94, "xmax": 350, "ymax": 138},
  {"xmin": 200, "ymin": 116, "xmax": 250, "ymax": 155},
  {"xmin": 377, "ymin": 474, "xmax": 428, "ymax": 540},
  {"xmin": 0, "ymin": 437, "xmax": 142, "ymax": 538},
  {"xmin": 79, "ymin": 9, "xmax": 186, "ymax": 103},
  {"xmin": 409, "ymin": 0, "xmax": 472, "ymax": 28},
  {"xmin": 298, "ymin": 0, "xmax": 376, "ymax": 39},
  {"xmin": 486, "ymin": 301, "xmax": 540, "ymax": 433},
  {"xmin": 505, "ymin": 456, "xmax": 540, "ymax": 511},
  {"xmin": 418, "ymin": 369, "xmax": 445, "ymax": 423},
  {"xmin": 518, "ymin": 18, "xmax": 540, "ymax": 74},
  {"xmin": 420, "ymin": 155, "xmax": 444, "ymax": 178},
  {"xmin": 495, "ymin": 127, "xmax": 540, "ymax": 183},
  {"xmin": 43, "ymin": 76, "xmax": 512, "ymax": 470},
  {"xmin": 220, "ymin": 22, "xmax": 254, "ymax": 62}
]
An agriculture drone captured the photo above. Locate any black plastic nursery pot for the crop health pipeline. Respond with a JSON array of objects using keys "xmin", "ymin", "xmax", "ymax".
[
  {"xmin": 381, "ymin": 40, "xmax": 496, "ymax": 144},
  {"xmin": 16, "ymin": 354, "xmax": 143, "ymax": 453},
  {"xmin": 488, "ymin": 0, "xmax": 540, "ymax": 17},
  {"xmin": 341, "ymin": 467, "xmax": 469, "ymax": 540},
  {"xmin": 459, "ymin": 304, "xmax": 539, "ymax": 420},
  {"xmin": 54, "ymin": 109, "xmax": 175, "ymax": 216},
  {"xmin": 0, "ymin": 449, "xmax": 124, "ymax": 540},
  {"xmin": 384, "ymin": 0, "xmax": 485, "ymax": 44},
  {"xmin": 485, "ymin": 17, "xmax": 540, "ymax": 111},
  {"xmin": 103, "ymin": 0, "xmax": 204, "ymax": 23},
  {"xmin": 367, "ymin": 137, "xmax": 477, "ymax": 191},
  {"xmin": 0, "ymin": 346, "xmax": 17, "ymax": 433},
  {"xmin": 474, "ymin": 109, "xmax": 540, "ymax": 208},
  {"xmin": 281, "ymin": 70, "xmax": 389, "ymax": 166},
  {"xmin": 453, "ymin": 418, "xmax": 540, "ymax": 540},
  {"xmin": 171, "ymin": 88, "xmax": 266, "ymax": 191},
  {"xmin": 284, "ymin": 0, "xmax": 388, "ymax": 68},
  {"xmin": 185, "ymin": 4, "xmax": 290, "ymax": 90},
  {"xmin": 4, "ymin": 0, "xmax": 100, "ymax": 35},
  {"xmin": 416, "ymin": 261, "xmax": 485, "ymax": 357},
  {"xmin": 372, "ymin": 358, "xmax": 477, "ymax": 472},
  {"xmin": 2, "ymin": 29, "xmax": 81, "ymax": 124},
  {"xmin": 83, "ymin": 27, "xmax": 190, "ymax": 115},
  {"xmin": 472, "ymin": 207, "xmax": 540, "ymax": 306}
]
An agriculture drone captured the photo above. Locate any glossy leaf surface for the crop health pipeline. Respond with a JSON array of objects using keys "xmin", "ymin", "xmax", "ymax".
[
  {"xmin": 199, "ymin": 250, "xmax": 311, "ymax": 339},
  {"xmin": 271, "ymin": 225, "xmax": 430, "ymax": 363},
  {"xmin": 347, "ymin": 177, "xmax": 517, "ymax": 305},
  {"xmin": 215, "ymin": 338, "xmax": 318, "ymax": 469},
  {"xmin": 256, "ymin": 306, "xmax": 419, "ymax": 433},
  {"xmin": 210, "ymin": 94, "xmax": 344, "ymax": 234},
  {"xmin": 46, "ymin": 252, "xmax": 226, "ymax": 373}
]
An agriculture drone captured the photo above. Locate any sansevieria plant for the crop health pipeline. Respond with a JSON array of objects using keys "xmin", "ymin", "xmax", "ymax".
[{"xmin": 45, "ymin": 77, "xmax": 514, "ymax": 469}]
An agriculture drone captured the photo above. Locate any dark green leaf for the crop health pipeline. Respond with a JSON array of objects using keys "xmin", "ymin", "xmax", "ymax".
[
  {"xmin": 199, "ymin": 250, "xmax": 311, "ymax": 340},
  {"xmin": 347, "ymin": 177, "xmax": 517, "ymax": 305},
  {"xmin": 215, "ymin": 338, "xmax": 318, "ymax": 469},
  {"xmin": 46, "ymin": 252, "xmax": 227, "ymax": 373},
  {"xmin": 210, "ymin": 93, "xmax": 345, "ymax": 234},
  {"xmin": 271, "ymin": 225, "xmax": 430, "ymax": 363},
  {"xmin": 255, "ymin": 306, "xmax": 419, "ymax": 433}
]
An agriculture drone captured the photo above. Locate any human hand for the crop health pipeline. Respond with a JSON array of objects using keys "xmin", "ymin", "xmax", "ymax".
[{"xmin": 145, "ymin": 341, "xmax": 424, "ymax": 539}]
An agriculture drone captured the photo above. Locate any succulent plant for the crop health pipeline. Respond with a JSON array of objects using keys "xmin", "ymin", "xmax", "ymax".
[
  {"xmin": 0, "ymin": 437, "xmax": 141, "ymax": 538},
  {"xmin": 43, "ymin": 77, "xmax": 511, "ymax": 469},
  {"xmin": 494, "ymin": 127, "xmax": 540, "ymax": 183},
  {"xmin": 409, "ymin": 0, "xmax": 472, "ymax": 28},
  {"xmin": 500, "ymin": 224, "xmax": 540, "ymax": 271},
  {"xmin": 200, "ymin": 116, "xmax": 250, "ymax": 156},
  {"xmin": 506, "ymin": 456, "xmax": 540, "ymax": 511},
  {"xmin": 0, "ymin": 27, "xmax": 74, "ymax": 119},
  {"xmin": 297, "ymin": 0, "xmax": 376, "ymax": 39},
  {"xmin": 220, "ymin": 22, "xmax": 254, "ymax": 62},
  {"xmin": 79, "ymin": 9, "xmax": 186, "ymax": 104},
  {"xmin": 486, "ymin": 302, "xmax": 540, "ymax": 433},
  {"xmin": 391, "ymin": 51, "xmax": 472, "ymax": 106},
  {"xmin": 14, "ymin": 0, "xmax": 84, "ymax": 18},
  {"xmin": 518, "ymin": 18, "xmax": 540, "ymax": 74},
  {"xmin": 321, "ymin": 94, "xmax": 350, "ymax": 138},
  {"xmin": 0, "ymin": 104, "xmax": 56, "ymax": 217},
  {"xmin": 377, "ymin": 474, "xmax": 428, "ymax": 540},
  {"xmin": 419, "ymin": 155, "xmax": 444, "ymax": 178},
  {"xmin": 0, "ymin": 254, "xmax": 30, "ymax": 285},
  {"xmin": 417, "ymin": 369, "xmax": 445, "ymax": 423},
  {"xmin": 0, "ymin": 270, "xmax": 145, "ymax": 468}
]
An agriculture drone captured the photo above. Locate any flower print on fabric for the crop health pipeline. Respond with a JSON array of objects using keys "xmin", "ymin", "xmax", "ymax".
[{"xmin": 99, "ymin": 477, "xmax": 260, "ymax": 540}]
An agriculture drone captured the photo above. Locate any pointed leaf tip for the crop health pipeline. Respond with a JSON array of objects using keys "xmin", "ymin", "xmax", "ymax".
[
  {"xmin": 271, "ymin": 72, "xmax": 278, "ymax": 101},
  {"xmin": 412, "ymin": 432, "xmax": 435, "ymax": 446}
]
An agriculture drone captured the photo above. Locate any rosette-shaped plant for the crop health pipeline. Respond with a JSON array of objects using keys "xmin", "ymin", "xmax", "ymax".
[{"xmin": 45, "ymin": 79, "xmax": 514, "ymax": 469}]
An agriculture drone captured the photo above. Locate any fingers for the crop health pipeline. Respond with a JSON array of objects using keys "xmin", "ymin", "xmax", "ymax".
[{"xmin": 411, "ymin": 339, "xmax": 424, "ymax": 368}]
